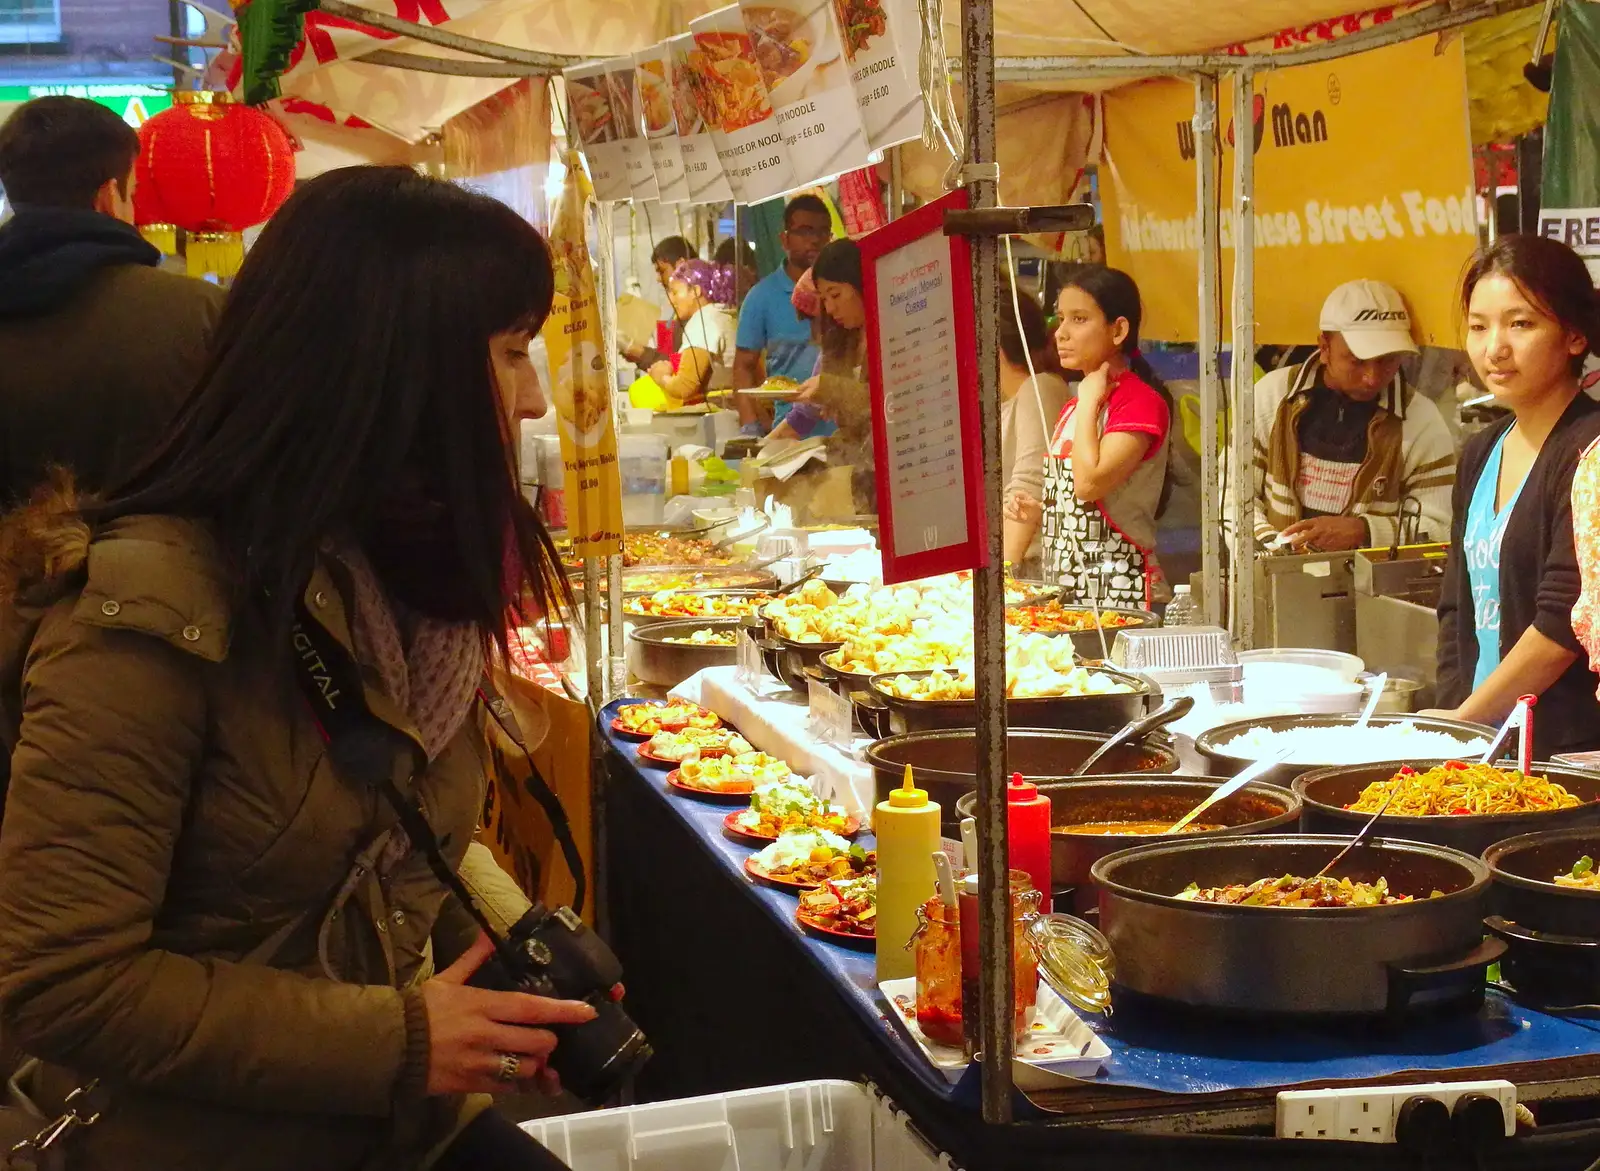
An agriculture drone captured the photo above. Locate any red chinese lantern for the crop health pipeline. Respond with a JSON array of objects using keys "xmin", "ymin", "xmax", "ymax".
[{"xmin": 135, "ymin": 90, "xmax": 296, "ymax": 279}]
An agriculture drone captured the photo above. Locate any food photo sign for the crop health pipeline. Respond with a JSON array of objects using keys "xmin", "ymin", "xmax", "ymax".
[
  {"xmin": 563, "ymin": 62, "xmax": 631, "ymax": 202},
  {"xmin": 634, "ymin": 46, "xmax": 691, "ymax": 203},
  {"xmin": 861, "ymin": 190, "xmax": 986, "ymax": 585},
  {"xmin": 597, "ymin": 56, "xmax": 658, "ymax": 202},
  {"xmin": 740, "ymin": 0, "xmax": 871, "ymax": 186},
  {"xmin": 836, "ymin": 0, "xmax": 923, "ymax": 152},
  {"xmin": 666, "ymin": 33, "xmax": 737, "ymax": 204},
  {"xmin": 687, "ymin": 4, "xmax": 796, "ymax": 203}
]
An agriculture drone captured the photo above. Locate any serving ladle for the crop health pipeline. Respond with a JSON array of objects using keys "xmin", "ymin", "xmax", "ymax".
[{"xmin": 1070, "ymin": 695, "xmax": 1195, "ymax": 778}]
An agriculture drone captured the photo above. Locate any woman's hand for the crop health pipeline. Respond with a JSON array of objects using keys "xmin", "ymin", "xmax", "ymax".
[
  {"xmin": 647, "ymin": 360, "xmax": 673, "ymax": 384},
  {"xmin": 1076, "ymin": 362, "xmax": 1112, "ymax": 411},
  {"xmin": 1005, "ymin": 489, "xmax": 1042, "ymax": 525},
  {"xmin": 793, "ymin": 376, "xmax": 821, "ymax": 403},
  {"xmin": 421, "ymin": 933, "xmax": 598, "ymax": 1097}
]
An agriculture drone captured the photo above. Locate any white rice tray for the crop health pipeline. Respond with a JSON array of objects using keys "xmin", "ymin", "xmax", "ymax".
[{"xmin": 1215, "ymin": 723, "xmax": 1490, "ymax": 766}]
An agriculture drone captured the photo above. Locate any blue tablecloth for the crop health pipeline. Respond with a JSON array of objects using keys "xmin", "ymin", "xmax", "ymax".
[{"xmin": 600, "ymin": 700, "xmax": 1600, "ymax": 1100}]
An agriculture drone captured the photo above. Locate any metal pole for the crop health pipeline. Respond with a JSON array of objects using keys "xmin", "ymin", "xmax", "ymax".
[
  {"xmin": 962, "ymin": 0, "xmax": 1014, "ymax": 1128},
  {"xmin": 1229, "ymin": 70, "xmax": 1257, "ymax": 648},
  {"xmin": 1194, "ymin": 76, "xmax": 1224, "ymax": 626},
  {"xmin": 887, "ymin": 145, "xmax": 903, "ymax": 222},
  {"xmin": 584, "ymin": 560, "xmax": 603, "ymax": 704}
]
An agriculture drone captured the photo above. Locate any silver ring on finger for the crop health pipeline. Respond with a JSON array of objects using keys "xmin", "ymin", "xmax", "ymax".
[{"xmin": 495, "ymin": 1052, "xmax": 523, "ymax": 1083}]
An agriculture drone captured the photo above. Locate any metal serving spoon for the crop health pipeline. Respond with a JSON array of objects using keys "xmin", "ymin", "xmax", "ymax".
[{"xmin": 1071, "ymin": 695, "xmax": 1195, "ymax": 777}]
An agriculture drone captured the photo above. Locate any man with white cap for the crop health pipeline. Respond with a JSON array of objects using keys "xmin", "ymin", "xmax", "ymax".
[{"xmin": 1227, "ymin": 278, "xmax": 1456, "ymax": 554}]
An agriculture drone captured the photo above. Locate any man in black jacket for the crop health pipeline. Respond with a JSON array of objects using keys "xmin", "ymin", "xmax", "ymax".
[{"xmin": 0, "ymin": 96, "xmax": 225, "ymax": 508}]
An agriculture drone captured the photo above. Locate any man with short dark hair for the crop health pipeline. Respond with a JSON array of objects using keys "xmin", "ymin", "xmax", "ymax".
[
  {"xmin": 731, "ymin": 193, "xmax": 832, "ymax": 435},
  {"xmin": 0, "ymin": 96, "xmax": 225, "ymax": 507},
  {"xmin": 623, "ymin": 235, "xmax": 696, "ymax": 369}
]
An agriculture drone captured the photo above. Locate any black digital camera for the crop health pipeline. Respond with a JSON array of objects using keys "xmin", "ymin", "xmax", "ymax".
[{"xmin": 468, "ymin": 903, "xmax": 651, "ymax": 1103}]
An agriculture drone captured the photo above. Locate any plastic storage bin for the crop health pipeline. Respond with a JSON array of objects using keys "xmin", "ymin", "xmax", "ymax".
[{"xmin": 522, "ymin": 1080, "xmax": 954, "ymax": 1171}]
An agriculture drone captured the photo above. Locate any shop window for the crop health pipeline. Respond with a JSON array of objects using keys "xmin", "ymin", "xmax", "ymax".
[{"xmin": 0, "ymin": 0, "xmax": 62, "ymax": 44}]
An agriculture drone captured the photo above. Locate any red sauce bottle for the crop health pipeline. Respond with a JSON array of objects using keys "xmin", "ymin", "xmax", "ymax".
[{"xmin": 1007, "ymin": 773, "xmax": 1053, "ymax": 904}]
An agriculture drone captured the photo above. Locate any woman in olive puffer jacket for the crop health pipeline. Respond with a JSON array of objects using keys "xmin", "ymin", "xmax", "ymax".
[{"xmin": 0, "ymin": 167, "xmax": 591, "ymax": 1171}]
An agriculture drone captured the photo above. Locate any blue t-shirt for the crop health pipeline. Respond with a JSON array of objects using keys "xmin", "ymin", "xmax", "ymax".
[
  {"xmin": 1465, "ymin": 431, "xmax": 1529, "ymax": 689},
  {"xmin": 735, "ymin": 266, "xmax": 829, "ymax": 431}
]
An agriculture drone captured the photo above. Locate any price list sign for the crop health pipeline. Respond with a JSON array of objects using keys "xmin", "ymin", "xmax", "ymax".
[{"xmin": 861, "ymin": 189, "xmax": 985, "ymax": 585}]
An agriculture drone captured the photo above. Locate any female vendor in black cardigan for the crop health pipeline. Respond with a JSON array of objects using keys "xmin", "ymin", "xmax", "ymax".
[{"xmin": 1428, "ymin": 234, "xmax": 1600, "ymax": 759}]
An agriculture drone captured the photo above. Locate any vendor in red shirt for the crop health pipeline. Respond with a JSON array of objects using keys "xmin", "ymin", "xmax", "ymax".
[{"xmin": 1005, "ymin": 267, "xmax": 1173, "ymax": 608}]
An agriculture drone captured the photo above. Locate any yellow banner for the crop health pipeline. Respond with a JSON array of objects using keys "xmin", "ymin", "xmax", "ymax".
[
  {"xmin": 1101, "ymin": 36, "xmax": 1477, "ymax": 346},
  {"xmin": 544, "ymin": 152, "xmax": 624, "ymax": 558}
]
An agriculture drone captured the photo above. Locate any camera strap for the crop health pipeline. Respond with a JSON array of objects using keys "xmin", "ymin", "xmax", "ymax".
[{"xmin": 289, "ymin": 599, "xmax": 530, "ymax": 975}]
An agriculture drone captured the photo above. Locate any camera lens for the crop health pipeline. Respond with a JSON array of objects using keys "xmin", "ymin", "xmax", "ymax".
[{"xmin": 549, "ymin": 998, "xmax": 653, "ymax": 1104}]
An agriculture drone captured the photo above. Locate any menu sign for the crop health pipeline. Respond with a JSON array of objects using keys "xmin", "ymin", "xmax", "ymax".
[
  {"xmin": 740, "ymin": 0, "xmax": 870, "ymax": 185},
  {"xmin": 563, "ymin": 62, "xmax": 631, "ymax": 202},
  {"xmin": 597, "ymin": 56, "xmax": 658, "ymax": 202},
  {"xmin": 666, "ymin": 33, "xmax": 736, "ymax": 204},
  {"xmin": 634, "ymin": 47, "xmax": 690, "ymax": 203},
  {"xmin": 861, "ymin": 190, "xmax": 985, "ymax": 585},
  {"xmin": 837, "ymin": 0, "xmax": 923, "ymax": 151},
  {"xmin": 688, "ymin": 5, "xmax": 795, "ymax": 203}
]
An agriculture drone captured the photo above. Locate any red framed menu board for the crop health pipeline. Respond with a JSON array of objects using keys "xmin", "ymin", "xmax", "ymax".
[{"xmin": 860, "ymin": 188, "xmax": 986, "ymax": 586}]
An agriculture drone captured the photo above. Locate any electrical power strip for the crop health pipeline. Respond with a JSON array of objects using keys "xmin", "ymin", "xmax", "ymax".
[{"xmin": 1276, "ymin": 1080, "xmax": 1517, "ymax": 1144}]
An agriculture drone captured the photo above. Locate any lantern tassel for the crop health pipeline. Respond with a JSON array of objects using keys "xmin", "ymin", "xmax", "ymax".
[
  {"xmin": 186, "ymin": 231, "xmax": 245, "ymax": 280},
  {"xmin": 139, "ymin": 223, "xmax": 178, "ymax": 256}
]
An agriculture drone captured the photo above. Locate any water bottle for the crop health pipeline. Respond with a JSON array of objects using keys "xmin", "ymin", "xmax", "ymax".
[{"xmin": 1164, "ymin": 584, "xmax": 1200, "ymax": 627}]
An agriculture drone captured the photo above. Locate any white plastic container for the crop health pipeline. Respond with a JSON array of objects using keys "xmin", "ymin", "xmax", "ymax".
[
  {"xmin": 522, "ymin": 1080, "xmax": 953, "ymax": 1171},
  {"xmin": 619, "ymin": 433, "xmax": 669, "ymax": 526}
]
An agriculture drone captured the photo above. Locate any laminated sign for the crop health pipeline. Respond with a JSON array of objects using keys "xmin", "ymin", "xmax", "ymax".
[
  {"xmin": 666, "ymin": 33, "xmax": 736, "ymax": 203},
  {"xmin": 634, "ymin": 45, "xmax": 691, "ymax": 203},
  {"xmin": 688, "ymin": 5, "xmax": 795, "ymax": 203},
  {"xmin": 563, "ymin": 62, "xmax": 631, "ymax": 202},
  {"xmin": 543, "ymin": 153, "xmax": 624, "ymax": 560},
  {"xmin": 1540, "ymin": 0, "xmax": 1600, "ymax": 284},
  {"xmin": 596, "ymin": 56, "xmax": 659, "ymax": 202},
  {"xmin": 740, "ymin": 0, "xmax": 871, "ymax": 184},
  {"xmin": 836, "ymin": 0, "xmax": 922, "ymax": 151}
]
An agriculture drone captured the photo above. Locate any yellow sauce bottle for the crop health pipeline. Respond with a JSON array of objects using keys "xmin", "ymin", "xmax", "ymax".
[{"xmin": 875, "ymin": 764, "xmax": 941, "ymax": 983}]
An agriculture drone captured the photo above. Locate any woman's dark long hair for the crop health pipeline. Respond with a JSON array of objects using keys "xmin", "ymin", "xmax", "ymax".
[
  {"xmin": 813, "ymin": 238, "xmax": 863, "ymax": 363},
  {"xmin": 1461, "ymin": 234, "xmax": 1599, "ymax": 375},
  {"xmin": 1059, "ymin": 265, "xmax": 1175, "ymax": 515},
  {"xmin": 997, "ymin": 287, "xmax": 1062, "ymax": 375},
  {"xmin": 98, "ymin": 165, "xmax": 568, "ymax": 648}
]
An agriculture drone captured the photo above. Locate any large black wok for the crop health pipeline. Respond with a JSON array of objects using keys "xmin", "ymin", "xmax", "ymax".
[
  {"xmin": 1296, "ymin": 760, "xmax": 1600, "ymax": 857},
  {"xmin": 1483, "ymin": 827, "xmax": 1600, "ymax": 1007},
  {"xmin": 953, "ymin": 777, "xmax": 1300, "ymax": 912},
  {"xmin": 851, "ymin": 666, "xmax": 1156, "ymax": 738},
  {"xmin": 865, "ymin": 728, "xmax": 1179, "ymax": 839},
  {"xmin": 1195, "ymin": 714, "xmax": 1495, "ymax": 788},
  {"xmin": 1091, "ymin": 835, "xmax": 1500, "ymax": 1020}
]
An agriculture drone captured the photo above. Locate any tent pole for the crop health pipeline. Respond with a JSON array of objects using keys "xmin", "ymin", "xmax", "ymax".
[
  {"xmin": 1194, "ymin": 75, "xmax": 1223, "ymax": 627},
  {"xmin": 1229, "ymin": 68, "xmax": 1257, "ymax": 648},
  {"xmin": 961, "ymin": 0, "xmax": 1015, "ymax": 1128},
  {"xmin": 887, "ymin": 145, "xmax": 903, "ymax": 221}
]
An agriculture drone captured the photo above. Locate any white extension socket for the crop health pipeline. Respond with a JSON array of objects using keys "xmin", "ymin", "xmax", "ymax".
[{"xmin": 1276, "ymin": 1080, "xmax": 1517, "ymax": 1144}]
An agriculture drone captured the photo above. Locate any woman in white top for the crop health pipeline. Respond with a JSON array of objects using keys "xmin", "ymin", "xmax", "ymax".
[
  {"xmin": 648, "ymin": 259, "xmax": 737, "ymax": 407},
  {"xmin": 1000, "ymin": 293, "xmax": 1072, "ymax": 577}
]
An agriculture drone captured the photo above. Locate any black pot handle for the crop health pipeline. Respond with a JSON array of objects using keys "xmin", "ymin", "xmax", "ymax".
[
  {"xmin": 1384, "ymin": 935, "xmax": 1507, "ymax": 1026},
  {"xmin": 851, "ymin": 690, "xmax": 891, "ymax": 741},
  {"xmin": 1485, "ymin": 914, "xmax": 1600, "ymax": 954},
  {"xmin": 757, "ymin": 639, "xmax": 785, "ymax": 684}
]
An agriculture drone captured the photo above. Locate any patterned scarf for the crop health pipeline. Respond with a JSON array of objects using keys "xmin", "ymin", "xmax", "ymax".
[{"xmin": 334, "ymin": 545, "xmax": 483, "ymax": 762}]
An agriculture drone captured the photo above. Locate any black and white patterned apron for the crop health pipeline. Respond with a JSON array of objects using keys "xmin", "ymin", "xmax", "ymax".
[{"xmin": 1040, "ymin": 403, "xmax": 1153, "ymax": 609}]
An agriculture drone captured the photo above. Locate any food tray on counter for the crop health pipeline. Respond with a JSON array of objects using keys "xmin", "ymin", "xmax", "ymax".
[{"xmin": 879, "ymin": 977, "xmax": 1110, "ymax": 1088}]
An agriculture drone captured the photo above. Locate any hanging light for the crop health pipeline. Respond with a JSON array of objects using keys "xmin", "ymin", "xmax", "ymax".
[{"xmin": 135, "ymin": 90, "xmax": 296, "ymax": 279}]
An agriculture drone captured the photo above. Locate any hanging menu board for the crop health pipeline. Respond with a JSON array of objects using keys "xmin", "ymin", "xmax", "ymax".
[
  {"xmin": 634, "ymin": 46, "xmax": 690, "ymax": 203},
  {"xmin": 597, "ymin": 56, "xmax": 658, "ymax": 202},
  {"xmin": 688, "ymin": 4, "xmax": 796, "ymax": 203},
  {"xmin": 861, "ymin": 189, "xmax": 985, "ymax": 585},
  {"xmin": 740, "ymin": 0, "xmax": 870, "ymax": 185},
  {"xmin": 666, "ymin": 33, "xmax": 736, "ymax": 204},
  {"xmin": 563, "ymin": 62, "xmax": 631, "ymax": 202}
]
